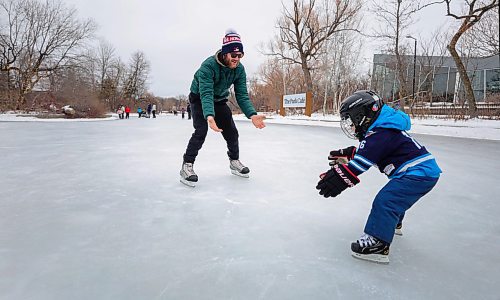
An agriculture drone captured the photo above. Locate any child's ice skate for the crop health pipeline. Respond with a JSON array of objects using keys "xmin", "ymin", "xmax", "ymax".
[
  {"xmin": 180, "ymin": 162, "xmax": 198, "ymax": 187},
  {"xmin": 229, "ymin": 159, "xmax": 250, "ymax": 178},
  {"xmin": 395, "ymin": 223, "xmax": 403, "ymax": 236},
  {"xmin": 351, "ymin": 233, "xmax": 390, "ymax": 264}
]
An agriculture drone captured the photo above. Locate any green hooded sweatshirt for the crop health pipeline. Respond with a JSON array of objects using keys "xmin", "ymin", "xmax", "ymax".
[{"xmin": 190, "ymin": 50, "xmax": 257, "ymax": 119}]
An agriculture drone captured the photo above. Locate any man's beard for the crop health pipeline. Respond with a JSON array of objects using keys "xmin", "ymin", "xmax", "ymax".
[{"xmin": 224, "ymin": 56, "xmax": 239, "ymax": 69}]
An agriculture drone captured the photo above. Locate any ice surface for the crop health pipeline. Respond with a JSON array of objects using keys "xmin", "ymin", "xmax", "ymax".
[{"xmin": 0, "ymin": 115, "xmax": 499, "ymax": 299}]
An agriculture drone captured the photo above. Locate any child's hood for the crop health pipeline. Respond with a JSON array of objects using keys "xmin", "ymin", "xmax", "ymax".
[{"xmin": 368, "ymin": 105, "xmax": 411, "ymax": 131}]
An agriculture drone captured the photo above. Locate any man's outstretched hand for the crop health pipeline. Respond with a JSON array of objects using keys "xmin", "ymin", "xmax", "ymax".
[
  {"xmin": 251, "ymin": 115, "xmax": 266, "ymax": 129},
  {"xmin": 207, "ymin": 116, "xmax": 223, "ymax": 132}
]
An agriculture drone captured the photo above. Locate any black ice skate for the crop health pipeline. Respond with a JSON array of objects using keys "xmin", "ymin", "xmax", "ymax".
[
  {"xmin": 229, "ymin": 159, "xmax": 250, "ymax": 178},
  {"xmin": 395, "ymin": 223, "xmax": 403, "ymax": 236},
  {"xmin": 180, "ymin": 162, "xmax": 198, "ymax": 187},
  {"xmin": 351, "ymin": 233, "xmax": 390, "ymax": 264}
]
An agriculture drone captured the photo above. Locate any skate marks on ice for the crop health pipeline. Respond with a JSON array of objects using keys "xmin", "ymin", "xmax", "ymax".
[
  {"xmin": 230, "ymin": 169, "xmax": 250, "ymax": 178},
  {"xmin": 180, "ymin": 170, "xmax": 250, "ymax": 187},
  {"xmin": 180, "ymin": 178, "xmax": 196, "ymax": 187},
  {"xmin": 154, "ymin": 254, "xmax": 346, "ymax": 300},
  {"xmin": 351, "ymin": 252, "xmax": 390, "ymax": 264},
  {"xmin": 2, "ymin": 119, "xmax": 500, "ymax": 299}
]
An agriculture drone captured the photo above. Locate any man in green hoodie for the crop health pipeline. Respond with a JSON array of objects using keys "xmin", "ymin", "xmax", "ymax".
[{"xmin": 180, "ymin": 29, "xmax": 266, "ymax": 187}]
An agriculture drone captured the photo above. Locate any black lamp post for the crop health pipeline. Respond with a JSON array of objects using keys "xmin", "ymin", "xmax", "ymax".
[{"xmin": 406, "ymin": 35, "xmax": 417, "ymax": 100}]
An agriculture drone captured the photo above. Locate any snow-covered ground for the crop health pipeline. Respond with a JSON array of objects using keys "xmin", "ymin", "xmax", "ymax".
[
  {"xmin": 234, "ymin": 113, "xmax": 500, "ymax": 141},
  {"xmin": 0, "ymin": 113, "xmax": 499, "ymax": 299},
  {"xmin": 2, "ymin": 111, "xmax": 499, "ymax": 140}
]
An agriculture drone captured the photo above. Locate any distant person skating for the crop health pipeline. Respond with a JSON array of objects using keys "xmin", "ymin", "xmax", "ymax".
[
  {"xmin": 181, "ymin": 107, "xmax": 185, "ymax": 119},
  {"xmin": 117, "ymin": 106, "xmax": 124, "ymax": 119},
  {"xmin": 187, "ymin": 103, "xmax": 191, "ymax": 119},
  {"xmin": 125, "ymin": 106, "xmax": 131, "ymax": 119},
  {"xmin": 147, "ymin": 103, "xmax": 152, "ymax": 118},
  {"xmin": 180, "ymin": 28, "xmax": 266, "ymax": 187},
  {"xmin": 152, "ymin": 104, "xmax": 157, "ymax": 118},
  {"xmin": 316, "ymin": 90, "xmax": 441, "ymax": 264},
  {"xmin": 137, "ymin": 107, "xmax": 143, "ymax": 118}
]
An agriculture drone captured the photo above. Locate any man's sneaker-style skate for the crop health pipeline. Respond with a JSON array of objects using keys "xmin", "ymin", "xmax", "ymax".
[
  {"xmin": 351, "ymin": 233, "xmax": 390, "ymax": 264},
  {"xmin": 395, "ymin": 223, "xmax": 403, "ymax": 236},
  {"xmin": 180, "ymin": 162, "xmax": 198, "ymax": 187},
  {"xmin": 229, "ymin": 159, "xmax": 250, "ymax": 178}
]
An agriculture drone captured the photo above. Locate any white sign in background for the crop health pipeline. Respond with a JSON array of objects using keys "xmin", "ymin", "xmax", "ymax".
[{"xmin": 283, "ymin": 93, "xmax": 306, "ymax": 108}]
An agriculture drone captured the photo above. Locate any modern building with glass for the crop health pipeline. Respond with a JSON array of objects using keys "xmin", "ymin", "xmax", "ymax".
[{"xmin": 371, "ymin": 53, "xmax": 500, "ymax": 104}]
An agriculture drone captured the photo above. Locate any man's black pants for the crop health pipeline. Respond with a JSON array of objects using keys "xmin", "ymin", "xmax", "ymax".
[{"xmin": 183, "ymin": 93, "xmax": 239, "ymax": 163}]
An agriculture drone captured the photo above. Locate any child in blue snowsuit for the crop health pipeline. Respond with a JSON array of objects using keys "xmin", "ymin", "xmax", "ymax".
[{"xmin": 316, "ymin": 90, "xmax": 441, "ymax": 264}]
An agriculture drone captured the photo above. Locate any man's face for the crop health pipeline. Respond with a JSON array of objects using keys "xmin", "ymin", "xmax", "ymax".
[{"xmin": 224, "ymin": 52, "xmax": 243, "ymax": 69}]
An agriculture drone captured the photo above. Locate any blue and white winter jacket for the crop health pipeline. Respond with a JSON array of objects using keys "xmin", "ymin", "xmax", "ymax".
[{"xmin": 347, "ymin": 105, "xmax": 442, "ymax": 179}]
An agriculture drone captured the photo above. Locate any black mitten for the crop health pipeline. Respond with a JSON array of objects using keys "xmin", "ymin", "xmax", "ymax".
[
  {"xmin": 328, "ymin": 146, "xmax": 356, "ymax": 166},
  {"xmin": 316, "ymin": 164, "xmax": 360, "ymax": 198}
]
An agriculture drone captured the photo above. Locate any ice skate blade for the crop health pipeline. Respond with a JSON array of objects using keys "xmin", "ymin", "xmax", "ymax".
[
  {"xmin": 394, "ymin": 229, "xmax": 403, "ymax": 236},
  {"xmin": 180, "ymin": 178, "xmax": 196, "ymax": 187},
  {"xmin": 351, "ymin": 252, "xmax": 389, "ymax": 264},
  {"xmin": 231, "ymin": 169, "xmax": 249, "ymax": 178}
]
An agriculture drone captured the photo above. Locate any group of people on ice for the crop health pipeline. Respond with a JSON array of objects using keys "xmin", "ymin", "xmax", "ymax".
[
  {"xmin": 137, "ymin": 103, "xmax": 157, "ymax": 118},
  {"xmin": 118, "ymin": 103, "xmax": 193, "ymax": 120},
  {"xmin": 116, "ymin": 105, "xmax": 131, "ymax": 119},
  {"xmin": 179, "ymin": 28, "xmax": 441, "ymax": 264},
  {"xmin": 116, "ymin": 103, "xmax": 158, "ymax": 119}
]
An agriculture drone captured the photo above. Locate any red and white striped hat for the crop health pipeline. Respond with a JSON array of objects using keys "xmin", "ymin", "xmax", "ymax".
[{"xmin": 222, "ymin": 28, "xmax": 244, "ymax": 54}]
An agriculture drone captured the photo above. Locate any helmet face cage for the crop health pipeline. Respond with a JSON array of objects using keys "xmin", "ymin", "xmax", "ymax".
[{"xmin": 340, "ymin": 115, "xmax": 357, "ymax": 140}]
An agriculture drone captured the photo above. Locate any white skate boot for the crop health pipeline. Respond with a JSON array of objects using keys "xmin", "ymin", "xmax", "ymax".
[
  {"xmin": 229, "ymin": 159, "xmax": 250, "ymax": 178},
  {"xmin": 180, "ymin": 162, "xmax": 198, "ymax": 187},
  {"xmin": 394, "ymin": 223, "xmax": 403, "ymax": 236}
]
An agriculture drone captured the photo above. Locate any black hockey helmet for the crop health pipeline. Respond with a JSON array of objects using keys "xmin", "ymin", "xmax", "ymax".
[{"xmin": 339, "ymin": 90, "xmax": 383, "ymax": 140}]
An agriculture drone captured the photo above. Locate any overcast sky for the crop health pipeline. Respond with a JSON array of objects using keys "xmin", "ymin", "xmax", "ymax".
[{"xmin": 63, "ymin": 0, "xmax": 458, "ymax": 98}]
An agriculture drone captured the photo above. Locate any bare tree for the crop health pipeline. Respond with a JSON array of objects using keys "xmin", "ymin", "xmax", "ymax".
[
  {"xmin": 96, "ymin": 39, "xmax": 116, "ymax": 92},
  {"xmin": 0, "ymin": 0, "xmax": 96, "ymax": 109},
  {"xmin": 123, "ymin": 51, "xmax": 150, "ymax": 101},
  {"xmin": 256, "ymin": 58, "xmax": 286, "ymax": 104},
  {"xmin": 445, "ymin": 0, "xmax": 499, "ymax": 116},
  {"xmin": 94, "ymin": 40, "xmax": 128, "ymax": 109},
  {"xmin": 461, "ymin": 6, "xmax": 499, "ymax": 56},
  {"xmin": 416, "ymin": 29, "xmax": 450, "ymax": 106},
  {"xmin": 370, "ymin": 0, "xmax": 444, "ymax": 109},
  {"xmin": 108, "ymin": 58, "xmax": 127, "ymax": 105},
  {"xmin": 265, "ymin": 0, "xmax": 362, "ymax": 97},
  {"xmin": 320, "ymin": 17, "xmax": 363, "ymax": 114}
]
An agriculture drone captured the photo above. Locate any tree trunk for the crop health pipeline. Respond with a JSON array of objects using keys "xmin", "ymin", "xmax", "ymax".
[
  {"xmin": 395, "ymin": 50, "xmax": 408, "ymax": 112},
  {"xmin": 447, "ymin": 25, "xmax": 478, "ymax": 117},
  {"xmin": 301, "ymin": 59, "xmax": 313, "ymax": 95}
]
